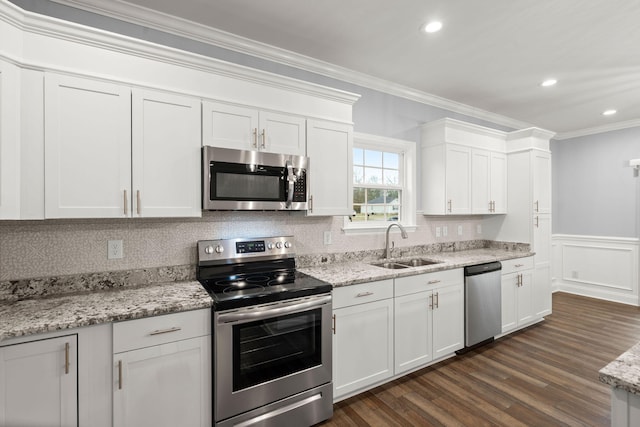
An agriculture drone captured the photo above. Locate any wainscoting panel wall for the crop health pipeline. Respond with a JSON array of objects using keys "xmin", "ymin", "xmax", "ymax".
[{"xmin": 552, "ymin": 234, "xmax": 639, "ymax": 305}]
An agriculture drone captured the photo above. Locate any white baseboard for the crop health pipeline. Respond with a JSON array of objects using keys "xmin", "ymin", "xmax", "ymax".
[{"xmin": 552, "ymin": 234, "xmax": 639, "ymax": 306}]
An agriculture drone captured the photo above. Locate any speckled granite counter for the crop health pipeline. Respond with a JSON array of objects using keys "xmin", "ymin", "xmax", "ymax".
[
  {"xmin": 0, "ymin": 280, "xmax": 212, "ymax": 343},
  {"xmin": 599, "ymin": 342, "xmax": 640, "ymax": 395},
  {"xmin": 298, "ymin": 248, "xmax": 533, "ymax": 287}
]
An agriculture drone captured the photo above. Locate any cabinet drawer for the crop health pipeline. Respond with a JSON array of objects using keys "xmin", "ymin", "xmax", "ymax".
[
  {"xmin": 113, "ymin": 309, "xmax": 211, "ymax": 353},
  {"xmin": 333, "ymin": 279, "xmax": 393, "ymax": 309},
  {"xmin": 501, "ymin": 257, "xmax": 534, "ymax": 275},
  {"xmin": 395, "ymin": 269, "xmax": 463, "ymax": 297}
]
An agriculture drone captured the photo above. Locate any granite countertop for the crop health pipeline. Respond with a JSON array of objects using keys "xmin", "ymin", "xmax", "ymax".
[
  {"xmin": 599, "ymin": 342, "xmax": 640, "ymax": 395},
  {"xmin": 298, "ymin": 248, "xmax": 534, "ymax": 287},
  {"xmin": 0, "ymin": 281, "xmax": 212, "ymax": 343}
]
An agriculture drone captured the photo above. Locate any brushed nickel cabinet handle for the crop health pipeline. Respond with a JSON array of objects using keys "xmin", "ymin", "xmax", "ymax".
[
  {"xmin": 428, "ymin": 294, "xmax": 433, "ymax": 310},
  {"xmin": 136, "ymin": 190, "xmax": 141, "ymax": 215},
  {"xmin": 309, "ymin": 195, "xmax": 313, "ymax": 213},
  {"xmin": 535, "ymin": 216, "xmax": 539, "ymax": 228},
  {"xmin": 447, "ymin": 199, "xmax": 452, "ymax": 213},
  {"xmin": 515, "ymin": 264, "xmax": 524, "ymax": 268},
  {"xmin": 332, "ymin": 314, "xmax": 336, "ymax": 335},
  {"xmin": 123, "ymin": 190, "xmax": 128, "ymax": 216},
  {"xmin": 149, "ymin": 326, "xmax": 182, "ymax": 336},
  {"xmin": 261, "ymin": 129, "xmax": 266, "ymax": 149},
  {"xmin": 356, "ymin": 291, "xmax": 373, "ymax": 298},
  {"xmin": 118, "ymin": 360, "xmax": 123, "ymax": 390},
  {"xmin": 535, "ymin": 200, "xmax": 539, "ymax": 212},
  {"xmin": 434, "ymin": 292, "xmax": 439, "ymax": 309},
  {"xmin": 427, "ymin": 280, "xmax": 441, "ymax": 285},
  {"xmin": 253, "ymin": 128, "xmax": 258, "ymax": 148},
  {"xmin": 64, "ymin": 342, "xmax": 70, "ymax": 375}
]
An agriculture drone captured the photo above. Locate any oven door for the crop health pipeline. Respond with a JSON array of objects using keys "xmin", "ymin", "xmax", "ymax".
[{"xmin": 214, "ymin": 294, "xmax": 332, "ymax": 423}]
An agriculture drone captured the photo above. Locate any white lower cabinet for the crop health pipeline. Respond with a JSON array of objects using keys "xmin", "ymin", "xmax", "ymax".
[
  {"xmin": 501, "ymin": 257, "xmax": 535, "ymax": 333},
  {"xmin": 332, "ymin": 280, "xmax": 394, "ymax": 400},
  {"xmin": 113, "ymin": 309, "xmax": 211, "ymax": 427},
  {"xmin": 394, "ymin": 269, "xmax": 464, "ymax": 375},
  {"xmin": 0, "ymin": 335, "xmax": 78, "ymax": 427}
]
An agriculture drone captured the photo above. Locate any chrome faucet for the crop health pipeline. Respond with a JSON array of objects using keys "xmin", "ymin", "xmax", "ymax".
[{"xmin": 385, "ymin": 222, "xmax": 408, "ymax": 260}]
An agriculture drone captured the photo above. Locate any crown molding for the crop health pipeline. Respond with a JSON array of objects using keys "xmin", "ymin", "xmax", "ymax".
[
  {"xmin": 1, "ymin": 0, "xmax": 360, "ymax": 106},
  {"xmin": 554, "ymin": 119, "xmax": 640, "ymax": 140},
  {"xmin": 48, "ymin": 0, "xmax": 534, "ymax": 131}
]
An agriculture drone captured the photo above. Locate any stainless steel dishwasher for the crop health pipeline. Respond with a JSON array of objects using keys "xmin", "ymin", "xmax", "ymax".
[{"xmin": 463, "ymin": 261, "xmax": 502, "ymax": 349}]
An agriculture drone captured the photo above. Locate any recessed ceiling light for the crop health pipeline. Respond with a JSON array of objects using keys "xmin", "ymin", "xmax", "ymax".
[
  {"xmin": 602, "ymin": 109, "xmax": 617, "ymax": 116},
  {"xmin": 423, "ymin": 21, "xmax": 443, "ymax": 33},
  {"xmin": 541, "ymin": 79, "xmax": 557, "ymax": 87}
]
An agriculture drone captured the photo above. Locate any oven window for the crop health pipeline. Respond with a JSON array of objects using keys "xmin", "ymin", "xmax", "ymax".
[
  {"xmin": 210, "ymin": 161, "xmax": 285, "ymax": 201},
  {"xmin": 232, "ymin": 308, "xmax": 322, "ymax": 391}
]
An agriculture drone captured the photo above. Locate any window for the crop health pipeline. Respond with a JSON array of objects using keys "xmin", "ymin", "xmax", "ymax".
[
  {"xmin": 344, "ymin": 133, "xmax": 416, "ymax": 233},
  {"xmin": 352, "ymin": 149, "xmax": 401, "ymax": 222}
]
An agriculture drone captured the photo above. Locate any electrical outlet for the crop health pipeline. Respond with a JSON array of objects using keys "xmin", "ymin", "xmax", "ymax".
[
  {"xmin": 442, "ymin": 226, "xmax": 448, "ymax": 237},
  {"xmin": 323, "ymin": 231, "xmax": 332, "ymax": 245},
  {"xmin": 435, "ymin": 226, "xmax": 441, "ymax": 238},
  {"xmin": 457, "ymin": 225, "xmax": 463, "ymax": 236},
  {"xmin": 108, "ymin": 240, "xmax": 123, "ymax": 259},
  {"xmin": 476, "ymin": 224, "xmax": 482, "ymax": 234}
]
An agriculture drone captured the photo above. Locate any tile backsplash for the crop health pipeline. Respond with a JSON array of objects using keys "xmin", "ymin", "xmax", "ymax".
[{"xmin": 0, "ymin": 212, "xmax": 494, "ymax": 280}]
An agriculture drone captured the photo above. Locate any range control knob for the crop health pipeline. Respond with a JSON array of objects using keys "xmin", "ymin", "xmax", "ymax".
[
  {"xmin": 267, "ymin": 242, "xmax": 275, "ymax": 250},
  {"xmin": 284, "ymin": 241, "xmax": 292, "ymax": 249},
  {"xmin": 276, "ymin": 242, "xmax": 283, "ymax": 249},
  {"xmin": 204, "ymin": 245, "xmax": 215, "ymax": 254},
  {"xmin": 215, "ymin": 245, "xmax": 224, "ymax": 254}
]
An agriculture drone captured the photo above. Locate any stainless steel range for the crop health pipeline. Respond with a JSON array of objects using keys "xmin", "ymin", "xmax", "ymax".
[{"xmin": 197, "ymin": 236, "xmax": 333, "ymax": 427}]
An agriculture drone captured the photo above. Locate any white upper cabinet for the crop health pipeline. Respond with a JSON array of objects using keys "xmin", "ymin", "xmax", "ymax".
[
  {"xmin": 532, "ymin": 150, "xmax": 552, "ymax": 214},
  {"xmin": 306, "ymin": 119, "xmax": 353, "ymax": 216},
  {"xmin": 131, "ymin": 89, "xmax": 201, "ymax": 218},
  {"xmin": 202, "ymin": 101, "xmax": 305, "ymax": 156},
  {"xmin": 44, "ymin": 73, "xmax": 132, "ymax": 219},
  {"xmin": 0, "ymin": 60, "xmax": 21, "ymax": 219},
  {"xmin": 44, "ymin": 74, "xmax": 201, "ymax": 219},
  {"xmin": 422, "ymin": 118, "xmax": 507, "ymax": 216},
  {"xmin": 472, "ymin": 150, "xmax": 507, "ymax": 214}
]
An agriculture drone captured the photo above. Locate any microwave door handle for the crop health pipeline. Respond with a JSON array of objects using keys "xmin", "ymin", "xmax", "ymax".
[{"xmin": 286, "ymin": 160, "xmax": 295, "ymax": 208}]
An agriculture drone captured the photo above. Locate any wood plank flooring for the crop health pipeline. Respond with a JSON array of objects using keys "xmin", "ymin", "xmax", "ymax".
[{"xmin": 318, "ymin": 292, "xmax": 640, "ymax": 426}]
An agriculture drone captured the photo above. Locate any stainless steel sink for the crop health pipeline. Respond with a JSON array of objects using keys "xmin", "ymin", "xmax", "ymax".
[
  {"xmin": 370, "ymin": 262, "xmax": 409, "ymax": 270},
  {"xmin": 396, "ymin": 258, "xmax": 442, "ymax": 267}
]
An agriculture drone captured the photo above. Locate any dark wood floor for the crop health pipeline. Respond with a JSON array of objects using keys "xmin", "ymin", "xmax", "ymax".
[{"xmin": 319, "ymin": 292, "xmax": 640, "ymax": 426}]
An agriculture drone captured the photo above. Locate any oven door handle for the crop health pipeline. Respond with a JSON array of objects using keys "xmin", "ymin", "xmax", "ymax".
[{"xmin": 217, "ymin": 294, "xmax": 331, "ymax": 324}]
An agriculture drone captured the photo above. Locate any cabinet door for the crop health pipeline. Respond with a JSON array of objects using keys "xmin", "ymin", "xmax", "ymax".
[
  {"xmin": 394, "ymin": 291, "xmax": 432, "ymax": 374},
  {"xmin": 0, "ymin": 61, "xmax": 21, "ymax": 219},
  {"xmin": 517, "ymin": 270, "xmax": 535, "ymax": 326},
  {"xmin": 432, "ymin": 283, "xmax": 465, "ymax": 359},
  {"xmin": 532, "ymin": 151, "xmax": 551, "ymax": 214},
  {"xmin": 132, "ymin": 89, "xmax": 201, "ymax": 218},
  {"xmin": 259, "ymin": 111, "xmax": 305, "ymax": 156},
  {"xmin": 501, "ymin": 272, "xmax": 518, "ymax": 333},
  {"xmin": 471, "ymin": 149, "xmax": 490, "ymax": 214},
  {"xmin": 0, "ymin": 335, "xmax": 78, "ymax": 427},
  {"xmin": 44, "ymin": 74, "xmax": 131, "ymax": 218},
  {"xmin": 490, "ymin": 151, "xmax": 507, "ymax": 213},
  {"xmin": 445, "ymin": 145, "xmax": 471, "ymax": 214},
  {"xmin": 533, "ymin": 263, "xmax": 552, "ymax": 318},
  {"xmin": 333, "ymin": 298, "xmax": 393, "ymax": 399},
  {"xmin": 306, "ymin": 120, "xmax": 353, "ymax": 216},
  {"xmin": 202, "ymin": 101, "xmax": 258, "ymax": 151},
  {"xmin": 114, "ymin": 336, "xmax": 211, "ymax": 427}
]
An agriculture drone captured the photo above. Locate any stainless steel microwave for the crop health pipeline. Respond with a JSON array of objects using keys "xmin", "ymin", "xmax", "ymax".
[{"xmin": 202, "ymin": 146, "xmax": 309, "ymax": 211}]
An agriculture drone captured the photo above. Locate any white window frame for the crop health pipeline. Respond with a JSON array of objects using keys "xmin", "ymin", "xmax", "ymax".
[{"xmin": 343, "ymin": 133, "xmax": 416, "ymax": 234}]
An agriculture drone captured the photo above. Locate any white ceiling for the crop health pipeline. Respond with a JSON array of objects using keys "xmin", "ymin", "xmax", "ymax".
[{"xmin": 53, "ymin": 0, "xmax": 640, "ymax": 137}]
